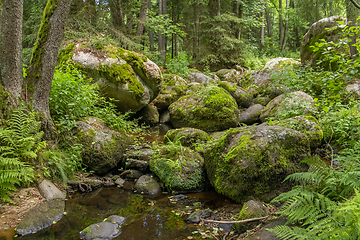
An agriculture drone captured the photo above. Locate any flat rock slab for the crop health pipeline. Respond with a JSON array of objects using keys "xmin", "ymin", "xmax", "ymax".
[
  {"xmin": 39, "ymin": 179, "xmax": 66, "ymax": 200},
  {"xmin": 80, "ymin": 215, "xmax": 126, "ymax": 240},
  {"xmin": 16, "ymin": 199, "xmax": 65, "ymax": 236}
]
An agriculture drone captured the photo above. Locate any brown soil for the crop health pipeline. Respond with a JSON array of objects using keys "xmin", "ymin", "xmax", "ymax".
[{"xmin": 0, "ymin": 188, "xmax": 44, "ymax": 230}]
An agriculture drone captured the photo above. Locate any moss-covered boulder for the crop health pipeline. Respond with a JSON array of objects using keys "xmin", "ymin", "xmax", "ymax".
[
  {"xmin": 149, "ymin": 145, "xmax": 205, "ymax": 191},
  {"xmin": 135, "ymin": 103, "xmax": 159, "ymax": 125},
  {"xmin": 235, "ymin": 200, "xmax": 269, "ymax": 232},
  {"xmin": 301, "ymin": 16, "xmax": 347, "ymax": 70},
  {"xmin": 77, "ymin": 117, "xmax": 131, "ymax": 175},
  {"xmin": 79, "ymin": 215, "xmax": 126, "ymax": 240},
  {"xmin": 164, "ymin": 127, "xmax": 212, "ymax": 150},
  {"xmin": 152, "ymin": 74, "xmax": 188, "ymax": 111},
  {"xmin": 218, "ymin": 81, "xmax": 253, "ymax": 108},
  {"xmin": 260, "ymin": 91, "xmax": 315, "ymax": 122},
  {"xmin": 187, "ymin": 72, "xmax": 219, "ymax": 85},
  {"xmin": 272, "ymin": 116, "xmax": 323, "ymax": 148},
  {"xmin": 60, "ymin": 42, "xmax": 162, "ymax": 113},
  {"xmin": 134, "ymin": 175, "xmax": 162, "ymax": 195},
  {"xmin": 169, "ymin": 85, "xmax": 239, "ymax": 131},
  {"xmin": 216, "ymin": 69, "xmax": 242, "ymax": 83},
  {"xmin": 204, "ymin": 125, "xmax": 311, "ymax": 202},
  {"xmin": 239, "ymin": 104, "xmax": 264, "ymax": 125}
]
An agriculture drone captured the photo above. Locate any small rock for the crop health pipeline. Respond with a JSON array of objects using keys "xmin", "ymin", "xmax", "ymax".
[
  {"xmin": 239, "ymin": 104, "xmax": 264, "ymax": 125},
  {"xmin": 134, "ymin": 175, "xmax": 161, "ymax": 195},
  {"xmin": 39, "ymin": 180, "xmax": 66, "ymax": 201},
  {"xmin": 187, "ymin": 209, "xmax": 213, "ymax": 223},
  {"xmin": 122, "ymin": 170, "xmax": 143, "ymax": 179},
  {"xmin": 115, "ymin": 178, "xmax": 125, "ymax": 188},
  {"xmin": 79, "ymin": 215, "xmax": 126, "ymax": 240}
]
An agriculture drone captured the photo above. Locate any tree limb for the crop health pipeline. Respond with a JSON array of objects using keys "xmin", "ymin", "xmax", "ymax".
[
  {"xmin": 350, "ymin": 0, "xmax": 360, "ymax": 9},
  {"xmin": 203, "ymin": 216, "xmax": 269, "ymax": 224}
]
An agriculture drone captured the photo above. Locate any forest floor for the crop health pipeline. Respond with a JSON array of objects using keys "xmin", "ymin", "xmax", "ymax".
[{"xmin": 0, "ymin": 188, "xmax": 44, "ymax": 230}]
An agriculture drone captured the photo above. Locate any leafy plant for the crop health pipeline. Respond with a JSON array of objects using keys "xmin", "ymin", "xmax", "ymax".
[
  {"xmin": 0, "ymin": 106, "xmax": 46, "ymax": 202},
  {"xmin": 269, "ymin": 142, "xmax": 360, "ymax": 239},
  {"xmin": 165, "ymin": 52, "xmax": 191, "ymax": 78}
]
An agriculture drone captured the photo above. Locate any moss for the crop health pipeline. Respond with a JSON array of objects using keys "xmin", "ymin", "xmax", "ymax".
[
  {"xmin": 164, "ymin": 128, "xmax": 212, "ymax": 150},
  {"xmin": 77, "ymin": 128, "xmax": 130, "ymax": 175},
  {"xmin": 204, "ymin": 126, "xmax": 310, "ymax": 202},
  {"xmin": 58, "ymin": 43, "xmax": 75, "ymax": 65},
  {"xmin": 149, "ymin": 146, "xmax": 204, "ymax": 191},
  {"xmin": 98, "ymin": 63, "xmax": 144, "ymax": 99},
  {"xmin": 218, "ymin": 81, "xmax": 237, "ymax": 93},
  {"xmin": 27, "ymin": 0, "xmax": 58, "ymax": 82}
]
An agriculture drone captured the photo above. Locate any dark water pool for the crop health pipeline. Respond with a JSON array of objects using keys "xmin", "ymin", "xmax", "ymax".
[{"xmin": 0, "ymin": 187, "xmax": 232, "ymax": 240}]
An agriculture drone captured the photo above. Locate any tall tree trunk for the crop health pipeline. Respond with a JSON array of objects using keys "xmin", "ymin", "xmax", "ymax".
[
  {"xmin": 136, "ymin": 0, "xmax": 148, "ymax": 36},
  {"xmin": 265, "ymin": 7, "xmax": 272, "ymax": 37},
  {"xmin": 261, "ymin": 1, "xmax": 265, "ymax": 48},
  {"xmin": 279, "ymin": 0, "xmax": 283, "ymax": 49},
  {"xmin": 193, "ymin": 2, "xmax": 200, "ymax": 59},
  {"xmin": 235, "ymin": 2, "xmax": 243, "ymax": 40},
  {"xmin": 1, "ymin": 0, "xmax": 23, "ymax": 100},
  {"xmin": 158, "ymin": 0, "xmax": 166, "ymax": 63},
  {"xmin": 346, "ymin": 0, "xmax": 359, "ymax": 57},
  {"xmin": 209, "ymin": 0, "xmax": 217, "ymax": 17},
  {"xmin": 26, "ymin": 0, "xmax": 71, "ymax": 140},
  {"xmin": 290, "ymin": 0, "xmax": 299, "ymax": 49},
  {"xmin": 281, "ymin": 0, "xmax": 288, "ymax": 52},
  {"xmin": 217, "ymin": 0, "xmax": 221, "ymax": 16},
  {"xmin": 109, "ymin": 0, "xmax": 124, "ymax": 27}
]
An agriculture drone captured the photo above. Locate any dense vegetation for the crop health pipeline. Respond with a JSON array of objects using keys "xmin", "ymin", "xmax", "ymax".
[{"xmin": 1, "ymin": 0, "xmax": 360, "ymax": 238}]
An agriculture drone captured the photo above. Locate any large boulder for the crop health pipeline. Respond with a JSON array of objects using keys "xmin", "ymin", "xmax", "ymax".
[
  {"xmin": 204, "ymin": 124, "xmax": 314, "ymax": 202},
  {"xmin": 187, "ymin": 72, "xmax": 219, "ymax": 85},
  {"xmin": 38, "ymin": 180, "xmax": 66, "ymax": 201},
  {"xmin": 218, "ymin": 81, "xmax": 253, "ymax": 108},
  {"xmin": 134, "ymin": 175, "xmax": 162, "ymax": 195},
  {"xmin": 77, "ymin": 117, "xmax": 131, "ymax": 175},
  {"xmin": 152, "ymin": 74, "xmax": 188, "ymax": 111},
  {"xmin": 300, "ymin": 16, "xmax": 347, "ymax": 69},
  {"xmin": 260, "ymin": 91, "xmax": 315, "ymax": 122},
  {"xmin": 169, "ymin": 85, "xmax": 239, "ymax": 131},
  {"xmin": 238, "ymin": 104, "xmax": 264, "ymax": 125},
  {"xmin": 149, "ymin": 145, "xmax": 205, "ymax": 191},
  {"xmin": 59, "ymin": 43, "xmax": 162, "ymax": 113},
  {"xmin": 216, "ymin": 69, "xmax": 242, "ymax": 83},
  {"xmin": 80, "ymin": 215, "xmax": 126, "ymax": 240}
]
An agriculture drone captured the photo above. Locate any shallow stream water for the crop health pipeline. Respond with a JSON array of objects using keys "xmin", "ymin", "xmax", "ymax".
[{"xmin": 0, "ymin": 186, "xmax": 234, "ymax": 240}]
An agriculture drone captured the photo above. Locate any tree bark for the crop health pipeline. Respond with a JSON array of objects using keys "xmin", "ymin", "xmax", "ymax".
[
  {"xmin": 193, "ymin": 2, "xmax": 200, "ymax": 59},
  {"xmin": 136, "ymin": 0, "xmax": 148, "ymax": 36},
  {"xmin": 1, "ymin": 0, "xmax": 23, "ymax": 100},
  {"xmin": 26, "ymin": 0, "xmax": 71, "ymax": 140},
  {"xmin": 261, "ymin": 1, "xmax": 265, "ymax": 48},
  {"xmin": 265, "ymin": 7, "xmax": 272, "ymax": 37},
  {"xmin": 279, "ymin": 0, "xmax": 283, "ymax": 49},
  {"xmin": 158, "ymin": 0, "xmax": 166, "ymax": 63},
  {"xmin": 281, "ymin": 0, "xmax": 288, "ymax": 52},
  {"xmin": 217, "ymin": 0, "xmax": 221, "ymax": 16},
  {"xmin": 346, "ymin": 0, "xmax": 359, "ymax": 57},
  {"xmin": 109, "ymin": 0, "xmax": 124, "ymax": 27}
]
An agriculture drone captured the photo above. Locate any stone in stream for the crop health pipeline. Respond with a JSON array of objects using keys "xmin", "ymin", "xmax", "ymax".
[
  {"xmin": 234, "ymin": 200, "xmax": 270, "ymax": 233},
  {"xmin": 134, "ymin": 175, "xmax": 162, "ymax": 195},
  {"xmin": 187, "ymin": 209, "xmax": 213, "ymax": 223},
  {"xmin": 16, "ymin": 199, "xmax": 65, "ymax": 236},
  {"xmin": 39, "ymin": 179, "xmax": 66, "ymax": 201},
  {"xmin": 79, "ymin": 215, "xmax": 126, "ymax": 240}
]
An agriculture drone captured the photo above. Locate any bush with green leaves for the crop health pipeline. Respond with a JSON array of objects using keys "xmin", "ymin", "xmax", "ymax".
[
  {"xmin": 165, "ymin": 52, "xmax": 191, "ymax": 78},
  {"xmin": 0, "ymin": 107, "xmax": 46, "ymax": 202},
  {"xmin": 269, "ymin": 142, "xmax": 360, "ymax": 239}
]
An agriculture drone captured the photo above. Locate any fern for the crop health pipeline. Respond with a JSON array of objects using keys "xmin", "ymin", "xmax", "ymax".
[
  {"xmin": 270, "ymin": 142, "xmax": 360, "ymax": 239},
  {"xmin": 0, "ymin": 106, "xmax": 46, "ymax": 202}
]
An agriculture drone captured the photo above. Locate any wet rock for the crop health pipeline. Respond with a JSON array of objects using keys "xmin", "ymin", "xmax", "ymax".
[
  {"xmin": 187, "ymin": 209, "xmax": 213, "ymax": 223},
  {"xmin": 39, "ymin": 180, "xmax": 66, "ymax": 201},
  {"xmin": 239, "ymin": 104, "xmax": 264, "ymax": 125},
  {"xmin": 219, "ymin": 220, "xmax": 235, "ymax": 232},
  {"xmin": 125, "ymin": 159, "xmax": 149, "ymax": 172},
  {"xmin": 115, "ymin": 178, "xmax": 125, "ymax": 187},
  {"xmin": 84, "ymin": 179, "xmax": 104, "ymax": 189},
  {"xmin": 16, "ymin": 199, "xmax": 65, "ymax": 236},
  {"xmin": 247, "ymin": 216, "xmax": 287, "ymax": 240},
  {"xmin": 169, "ymin": 195, "xmax": 188, "ymax": 201},
  {"xmin": 125, "ymin": 148, "xmax": 153, "ymax": 162},
  {"xmin": 159, "ymin": 110, "xmax": 171, "ymax": 123},
  {"xmin": 135, "ymin": 104, "xmax": 159, "ymax": 125},
  {"xmin": 253, "ymin": 97, "xmax": 271, "ymax": 106},
  {"xmin": 216, "ymin": 69, "xmax": 242, "ymax": 83},
  {"xmin": 134, "ymin": 175, "xmax": 161, "ymax": 195},
  {"xmin": 169, "ymin": 85, "xmax": 239, "ymax": 131},
  {"xmin": 79, "ymin": 215, "xmax": 126, "ymax": 240},
  {"xmin": 260, "ymin": 91, "xmax": 315, "ymax": 122},
  {"xmin": 122, "ymin": 170, "xmax": 143, "ymax": 179},
  {"xmin": 235, "ymin": 200, "xmax": 270, "ymax": 233}
]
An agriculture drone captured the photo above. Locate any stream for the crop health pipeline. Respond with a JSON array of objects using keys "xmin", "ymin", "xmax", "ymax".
[{"xmin": 1, "ymin": 186, "xmax": 235, "ymax": 240}]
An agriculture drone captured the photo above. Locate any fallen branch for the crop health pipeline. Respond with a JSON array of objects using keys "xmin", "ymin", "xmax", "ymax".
[
  {"xmin": 203, "ymin": 216, "xmax": 269, "ymax": 224},
  {"xmin": 119, "ymin": 170, "xmax": 132, "ymax": 177}
]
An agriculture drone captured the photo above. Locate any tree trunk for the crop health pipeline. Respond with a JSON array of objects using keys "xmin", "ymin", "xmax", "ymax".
[
  {"xmin": 1, "ymin": 0, "xmax": 23, "ymax": 100},
  {"xmin": 279, "ymin": 0, "xmax": 283, "ymax": 49},
  {"xmin": 193, "ymin": 2, "xmax": 200, "ymax": 59},
  {"xmin": 346, "ymin": 0, "xmax": 359, "ymax": 57},
  {"xmin": 109, "ymin": 0, "xmax": 124, "ymax": 27},
  {"xmin": 261, "ymin": 1, "xmax": 265, "ymax": 48},
  {"xmin": 265, "ymin": 7, "xmax": 272, "ymax": 37},
  {"xmin": 25, "ymin": 0, "xmax": 71, "ymax": 140},
  {"xmin": 290, "ymin": 0, "xmax": 299, "ymax": 49},
  {"xmin": 136, "ymin": 0, "xmax": 148, "ymax": 36},
  {"xmin": 217, "ymin": 0, "xmax": 221, "ymax": 16},
  {"xmin": 158, "ymin": 0, "xmax": 166, "ymax": 63},
  {"xmin": 281, "ymin": 0, "xmax": 288, "ymax": 52}
]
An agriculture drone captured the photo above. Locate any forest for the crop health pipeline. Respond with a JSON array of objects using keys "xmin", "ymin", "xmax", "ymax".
[{"xmin": 1, "ymin": 0, "xmax": 360, "ymax": 239}]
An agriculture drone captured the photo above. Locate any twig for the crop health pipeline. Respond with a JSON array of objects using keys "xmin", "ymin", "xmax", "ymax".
[
  {"xmin": 203, "ymin": 216, "xmax": 269, "ymax": 224},
  {"xmin": 210, "ymin": 233, "xmax": 219, "ymax": 240},
  {"xmin": 228, "ymin": 235, "xmax": 239, "ymax": 240},
  {"xmin": 222, "ymin": 232, "xmax": 229, "ymax": 240},
  {"xmin": 119, "ymin": 170, "xmax": 131, "ymax": 177}
]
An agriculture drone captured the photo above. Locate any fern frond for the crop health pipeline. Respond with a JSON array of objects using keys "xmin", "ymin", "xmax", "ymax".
[{"xmin": 267, "ymin": 225, "xmax": 310, "ymax": 240}]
